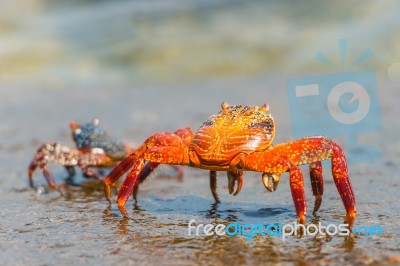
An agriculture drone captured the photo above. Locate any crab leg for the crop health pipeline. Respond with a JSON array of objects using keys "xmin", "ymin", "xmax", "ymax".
[
  {"xmin": 209, "ymin": 170, "xmax": 243, "ymax": 202},
  {"xmin": 244, "ymin": 156, "xmax": 307, "ymax": 224},
  {"xmin": 241, "ymin": 137, "xmax": 356, "ymax": 225},
  {"xmin": 104, "ymin": 153, "xmax": 136, "ymax": 203},
  {"xmin": 107, "ymin": 159, "xmax": 185, "ymax": 203},
  {"xmin": 310, "ymin": 162, "xmax": 324, "ymax": 214},
  {"xmin": 289, "ymin": 163, "xmax": 307, "ymax": 224},
  {"xmin": 258, "ymin": 158, "xmax": 308, "ymax": 222},
  {"xmin": 116, "ymin": 146, "xmax": 188, "ymax": 214},
  {"xmin": 132, "ymin": 162, "xmax": 185, "ymax": 201},
  {"xmin": 28, "ymin": 163, "xmax": 38, "ymax": 188},
  {"xmin": 137, "ymin": 163, "xmax": 183, "ymax": 181},
  {"xmin": 117, "ymin": 159, "xmax": 146, "ymax": 216},
  {"xmin": 64, "ymin": 166, "xmax": 76, "ymax": 177},
  {"xmin": 29, "ymin": 143, "xmax": 112, "ymax": 192},
  {"xmin": 28, "ymin": 143, "xmax": 79, "ymax": 194},
  {"xmin": 131, "ymin": 162, "xmax": 166, "ymax": 201},
  {"xmin": 209, "ymin": 171, "xmax": 219, "ymax": 202},
  {"xmin": 104, "ymin": 128, "xmax": 193, "ymax": 206},
  {"xmin": 209, "ymin": 170, "xmax": 244, "ymax": 203},
  {"xmin": 131, "ymin": 127, "xmax": 189, "ymax": 196},
  {"xmin": 41, "ymin": 166, "xmax": 65, "ymax": 195},
  {"xmin": 131, "ymin": 162, "xmax": 159, "ymax": 202},
  {"xmin": 41, "ymin": 167, "xmax": 59, "ymax": 190},
  {"xmin": 76, "ymin": 154, "xmax": 113, "ymax": 180},
  {"xmin": 242, "ymin": 154, "xmax": 307, "ymax": 222},
  {"xmin": 330, "ymin": 143, "xmax": 356, "ymax": 225}
]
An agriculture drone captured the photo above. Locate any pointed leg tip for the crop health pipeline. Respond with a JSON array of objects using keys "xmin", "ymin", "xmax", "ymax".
[
  {"xmin": 345, "ymin": 210, "xmax": 356, "ymax": 228},
  {"xmin": 57, "ymin": 188, "xmax": 65, "ymax": 197},
  {"xmin": 104, "ymin": 184, "xmax": 111, "ymax": 203},
  {"xmin": 28, "ymin": 179, "xmax": 35, "ymax": 188},
  {"xmin": 212, "ymin": 195, "xmax": 220, "ymax": 203},
  {"xmin": 118, "ymin": 203, "xmax": 129, "ymax": 217},
  {"xmin": 132, "ymin": 193, "xmax": 139, "ymax": 205},
  {"xmin": 49, "ymin": 182, "xmax": 64, "ymax": 197},
  {"xmin": 28, "ymin": 163, "xmax": 36, "ymax": 177},
  {"xmin": 312, "ymin": 196, "xmax": 322, "ymax": 214},
  {"xmin": 211, "ymin": 193, "xmax": 220, "ymax": 203},
  {"xmin": 297, "ymin": 213, "xmax": 307, "ymax": 224}
]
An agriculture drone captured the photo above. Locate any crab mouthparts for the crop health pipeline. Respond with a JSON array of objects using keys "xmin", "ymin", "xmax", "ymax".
[{"xmin": 262, "ymin": 173, "xmax": 280, "ymax": 192}]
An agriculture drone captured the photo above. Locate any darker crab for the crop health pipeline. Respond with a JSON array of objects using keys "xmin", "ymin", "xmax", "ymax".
[
  {"xmin": 104, "ymin": 102, "xmax": 356, "ymax": 226},
  {"xmin": 28, "ymin": 119, "xmax": 182, "ymax": 195}
]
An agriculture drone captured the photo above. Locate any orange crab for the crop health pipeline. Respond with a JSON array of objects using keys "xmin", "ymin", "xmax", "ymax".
[{"xmin": 104, "ymin": 102, "xmax": 356, "ymax": 226}]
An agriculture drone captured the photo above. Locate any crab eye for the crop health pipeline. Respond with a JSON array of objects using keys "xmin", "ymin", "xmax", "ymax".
[
  {"xmin": 74, "ymin": 128, "xmax": 82, "ymax": 135},
  {"xmin": 261, "ymin": 103, "xmax": 270, "ymax": 112},
  {"xmin": 221, "ymin": 101, "xmax": 229, "ymax": 110}
]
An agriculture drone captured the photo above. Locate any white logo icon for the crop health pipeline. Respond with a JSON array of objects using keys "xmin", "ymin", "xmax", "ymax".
[{"xmin": 327, "ymin": 81, "xmax": 370, "ymax": 125}]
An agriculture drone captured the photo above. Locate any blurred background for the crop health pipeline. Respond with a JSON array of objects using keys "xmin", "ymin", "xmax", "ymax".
[
  {"xmin": 1, "ymin": 1, "xmax": 400, "ymax": 265},
  {"xmin": 1, "ymin": 0, "xmax": 399, "ymax": 86},
  {"xmin": 1, "ymin": 0, "xmax": 399, "ymax": 134}
]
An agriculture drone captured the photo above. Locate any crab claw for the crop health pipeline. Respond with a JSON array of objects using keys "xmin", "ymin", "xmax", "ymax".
[
  {"xmin": 227, "ymin": 171, "xmax": 243, "ymax": 196},
  {"xmin": 262, "ymin": 173, "xmax": 280, "ymax": 192}
]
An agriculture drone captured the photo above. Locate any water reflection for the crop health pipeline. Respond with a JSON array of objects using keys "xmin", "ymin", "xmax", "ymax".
[
  {"xmin": 98, "ymin": 184, "xmax": 361, "ymax": 265},
  {"xmin": 205, "ymin": 202, "xmax": 220, "ymax": 219}
]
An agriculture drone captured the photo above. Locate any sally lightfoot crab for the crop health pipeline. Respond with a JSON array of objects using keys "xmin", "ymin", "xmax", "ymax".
[
  {"xmin": 28, "ymin": 119, "xmax": 182, "ymax": 195},
  {"xmin": 104, "ymin": 102, "xmax": 356, "ymax": 226}
]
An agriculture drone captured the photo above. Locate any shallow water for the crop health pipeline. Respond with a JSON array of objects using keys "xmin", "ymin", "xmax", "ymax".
[{"xmin": 1, "ymin": 1, "xmax": 400, "ymax": 265}]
